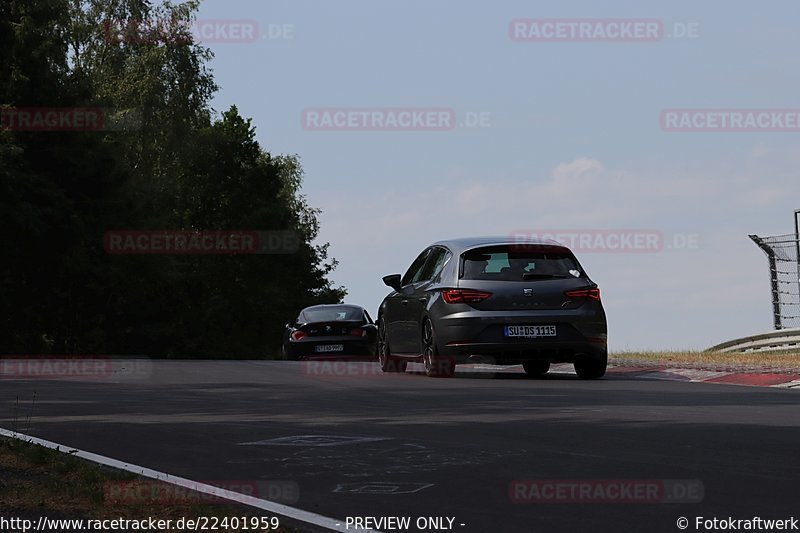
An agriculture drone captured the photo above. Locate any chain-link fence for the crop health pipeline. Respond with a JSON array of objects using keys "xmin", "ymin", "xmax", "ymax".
[{"xmin": 749, "ymin": 232, "xmax": 800, "ymax": 329}]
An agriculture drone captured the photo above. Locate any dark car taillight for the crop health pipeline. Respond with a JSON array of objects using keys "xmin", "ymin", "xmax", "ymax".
[
  {"xmin": 290, "ymin": 330, "xmax": 307, "ymax": 341},
  {"xmin": 564, "ymin": 288, "xmax": 601, "ymax": 301},
  {"xmin": 442, "ymin": 289, "xmax": 493, "ymax": 304},
  {"xmin": 349, "ymin": 328, "xmax": 366, "ymax": 337}
]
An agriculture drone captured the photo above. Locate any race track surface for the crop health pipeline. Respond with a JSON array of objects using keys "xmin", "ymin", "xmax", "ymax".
[{"xmin": 2, "ymin": 360, "xmax": 799, "ymax": 533}]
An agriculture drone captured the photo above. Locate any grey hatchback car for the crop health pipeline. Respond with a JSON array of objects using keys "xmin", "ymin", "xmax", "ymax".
[{"xmin": 377, "ymin": 237, "xmax": 607, "ymax": 378}]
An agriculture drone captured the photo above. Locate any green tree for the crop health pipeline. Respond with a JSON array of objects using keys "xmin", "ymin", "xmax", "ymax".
[{"xmin": 0, "ymin": 0, "xmax": 345, "ymax": 357}]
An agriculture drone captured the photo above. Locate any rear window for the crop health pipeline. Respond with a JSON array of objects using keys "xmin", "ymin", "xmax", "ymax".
[
  {"xmin": 301, "ymin": 306, "xmax": 363, "ymax": 322},
  {"xmin": 461, "ymin": 246, "xmax": 581, "ymax": 281}
]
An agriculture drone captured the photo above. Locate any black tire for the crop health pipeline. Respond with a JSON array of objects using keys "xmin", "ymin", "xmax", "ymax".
[
  {"xmin": 422, "ymin": 319, "xmax": 454, "ymax": 378},
  {"xmin": 371, "ymin": 337, "xmax": 379, "ymax": 359},
  {"xmin": 574, "ymin": 352, "xmax": 607, "ymax": 379},
  {"xmin": 522, "ymin": 360, "xmax": 550, "ymax": 377},
  {"xmin": 282, "ymin": 342, "xmax": 299, "ymax": 361},
  {"xmin": 378, "ymin": 318, "xmax": 407, "ymax": 373}
]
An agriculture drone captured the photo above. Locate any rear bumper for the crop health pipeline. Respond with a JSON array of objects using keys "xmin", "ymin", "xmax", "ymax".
[
  {"xmin": 433, "ymin": 308, "xmax": 606, "ymax": 364},
  {"xmin": 440, "ymin": 342, "xmax": 607, "ymax": 364}
]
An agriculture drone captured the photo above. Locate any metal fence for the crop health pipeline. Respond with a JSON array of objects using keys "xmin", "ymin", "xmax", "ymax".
[{"xmin": 750, "ymin": 226, "xmax": 800, "ymax": 329}]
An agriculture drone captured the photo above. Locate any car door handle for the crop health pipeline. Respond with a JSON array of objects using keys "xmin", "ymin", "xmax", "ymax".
[
  {"xmin": 401, "ymin": 299, "xmax": 409, "ymax": 305},
  {"xmin": 419, "ymin": 297, "xmax": 428, "ymax": 303}
]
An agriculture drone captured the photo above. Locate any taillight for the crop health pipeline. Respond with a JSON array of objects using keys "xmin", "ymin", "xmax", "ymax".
[
  {"xmin": 290, "ymin": 330, "xmax": 307, "ymax": 341},
  {"xmin": 442, "ymin": 289, "xmax": 493, "ymax": 304},
  {"xmin": 564, "ymin": 288, "xmax": 601, "ymax": 300},
  {"xmin": 349, "ymin": 328, "xmax": 366, "ymax": 337}
]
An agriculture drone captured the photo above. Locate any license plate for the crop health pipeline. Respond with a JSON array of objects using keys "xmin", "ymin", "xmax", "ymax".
[
  {"xmin": 315, "ymin": 344, "xmax": 344, "ymax": 353},
  {"xmin": 504, "ymin": 325, "xmax": 557, "ymax": 338}
]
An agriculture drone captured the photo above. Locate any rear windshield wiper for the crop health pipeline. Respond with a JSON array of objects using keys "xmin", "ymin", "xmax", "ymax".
[{"xmin": 522, "ymin": 273, "xmax": 570, "ymax": 280}]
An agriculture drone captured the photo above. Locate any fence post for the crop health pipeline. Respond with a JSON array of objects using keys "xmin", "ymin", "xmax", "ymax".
[
  {"xmin": 749, "ymin": 235, "xmax": 782, "ymax": 330},
  {"xmin": 795, "ymin": 210, "xmax": 800, "ymax": 317}
]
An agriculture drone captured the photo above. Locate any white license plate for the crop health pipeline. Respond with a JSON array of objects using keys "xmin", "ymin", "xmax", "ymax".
[
  {"xmin": 504, "ymin": 325, "xmax": 557, "ymax": 338},
  {"xmin": 315, "ymin": 344, "xmax": 344, "ymax": 353}
]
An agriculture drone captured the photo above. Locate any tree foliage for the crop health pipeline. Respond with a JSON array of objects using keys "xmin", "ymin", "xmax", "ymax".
[{"xmin": 0, "ymin": 0, "xmax": 345, "ymax": 357}]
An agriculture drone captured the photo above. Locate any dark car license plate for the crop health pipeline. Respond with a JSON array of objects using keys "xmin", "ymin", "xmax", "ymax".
[{"xmin": 504, "ymin": 325, "xmax": 557, "ymax": 338}]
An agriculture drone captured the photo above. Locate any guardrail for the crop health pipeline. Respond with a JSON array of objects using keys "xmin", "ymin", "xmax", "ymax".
[{"xmin": 706, "ymin": 328, "xmax": 800, "ymax": 353}]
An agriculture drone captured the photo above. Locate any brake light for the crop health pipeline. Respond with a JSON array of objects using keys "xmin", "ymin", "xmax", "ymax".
[
  {"xmin": 290, "ymin": 330, "xmax": 307, "ymax": 341},
  {"xmin": 564, "ymin": 288, "xmax": 601, "ymax": 300},
  {"xmin": 442, "ymin": 289, "xmax": 492, "ymax": 304},
  {"xmin": 349, "ymin": 328, "xmax": 366, "ymax": 337}
]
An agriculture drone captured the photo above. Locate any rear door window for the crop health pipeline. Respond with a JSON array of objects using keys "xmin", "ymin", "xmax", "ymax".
[
  {"xmin": 416, "ymin": 247, "xmax": 448, "ymax": 283},
  {"xmin": 401, "ymin": 248, "xmax": 432, "ymax": 286}
]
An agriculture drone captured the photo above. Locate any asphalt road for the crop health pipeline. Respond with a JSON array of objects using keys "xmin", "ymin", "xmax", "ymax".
[{"xmin": 1, "ymin": 360, "xmax": 799, "ymax": 533}]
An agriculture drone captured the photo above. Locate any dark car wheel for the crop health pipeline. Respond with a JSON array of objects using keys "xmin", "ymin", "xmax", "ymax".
[
  {"xmin": 378, "ymin": 318, "xmax": 407, "ymax": 373},
  {"xmin": 422, "ymin": 319, "xmax": 454, "ymax": 378},
  {"xmin": 522, "ymin": 360, "xmax": 550, "ymax": 378},
  {"xmin": 282, "ymin": 342, "xmax": 299, "ymax": 361},
  {"xmin": 574, "ymin": 352, "xmax": 607, "ymax": 379}
]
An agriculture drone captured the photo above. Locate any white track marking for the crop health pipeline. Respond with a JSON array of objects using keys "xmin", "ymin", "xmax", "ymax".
[{"xmin": 0, "ymin": 427, "xmax": 376, "ymax": 532}]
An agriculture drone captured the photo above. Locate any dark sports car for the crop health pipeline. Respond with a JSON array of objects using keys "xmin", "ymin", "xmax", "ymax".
[
  {"xmin": 282, "ymin": 304, "xmax": 378, "ymax": 360},
  {"xmin": 377, "ymin": 236, "xmax": 607, "ymax": 378}
]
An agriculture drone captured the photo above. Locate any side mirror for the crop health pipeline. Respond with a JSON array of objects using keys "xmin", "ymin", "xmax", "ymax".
[{"xmin": 382, "ymin": 274, "xmax": 402, "ymax": 292}]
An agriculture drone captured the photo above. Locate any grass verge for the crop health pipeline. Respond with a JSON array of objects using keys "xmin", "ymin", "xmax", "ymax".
[
  {"xmin": 0, "ymin": 436, "xmax": 295, "ymax": 531},
  {"xmin": 610, "ymin": 349, "xmax": 800, "ymax": 373}
]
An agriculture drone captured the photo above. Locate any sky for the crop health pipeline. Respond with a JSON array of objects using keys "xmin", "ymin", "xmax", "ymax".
[{"xmin": 192, "ymin": 0, "xmax": 800, "ymax": 351}]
